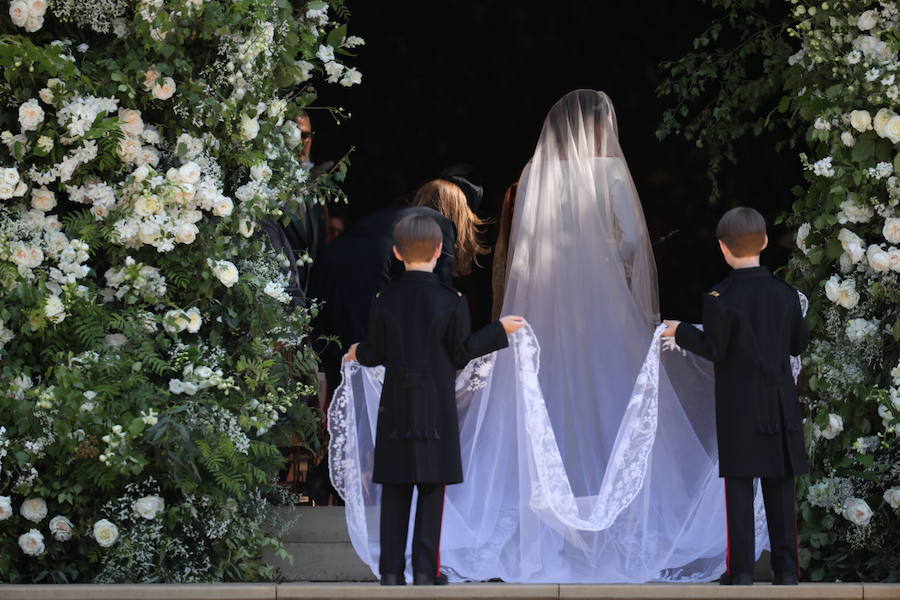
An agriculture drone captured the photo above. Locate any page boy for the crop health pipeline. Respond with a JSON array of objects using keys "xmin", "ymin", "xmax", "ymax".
[
  {"xmin": 346, "ymin": 214, "xmax": 526, "ymax": 586},
  {"xmin": 662, "ymin": 207, "xmax": 810, "ymax": 586}
]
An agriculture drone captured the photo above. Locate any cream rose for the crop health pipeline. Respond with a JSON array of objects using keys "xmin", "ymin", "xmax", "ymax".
[
  {"xmin": 178, "ymin": 161, "xmax": 201, "ymax": 184},
  {"xmin": 151, "ymin": 77, "xmax": 176, "ymax": 101},
  {"xmin": 18, "ymin": 99, "xmax": 44, "ymax": 132},
  {"xmin": 239, "ymin": 115, "xmax": 260, "ymax": 140},
  {"xmin": 93, "ymin": 519, "xmax": 119, "ymax": 547},
  {"xmin": 185, "ymin": 307, "xmax": 202, "ymax": 333},
  {"xmin": 143, "ymin": 68, "xmax": 160, "ymax": 91},
  {"xmin": 850, "ymin": 110, "xmax": 872, "ymax": 132},
  {"xmin": 132, "ymin": 164, "xmax": 150, "ymax": 182},
  {"xmin": 134, "ymin": 194, "xmax": 161, "ymax": 217},
  {"xmin": 210, "ymin": 259, "xmax": 239, "ymax": 287},
  {"xmin": 874, "ymin": 108, "xmax": 896, "ymax": 138},
  {"xmin": 867, "ymin": 244, "xmax": 891, "ymax": 272},
  {"xmin": 824, "ymin": 275, "xmax": 860, "ymax": 309},
  {"xmin": 842, "ymin": 497, "xmax": 873, "ymax": 526},
  {"xmin": 0, "ymin": 496, "xmax": 12, "ymax": 520},
  {"xmin": 164, "ymin": 309, "xmax": 189, "ymax": 333},
  {"xmin": 27, "ymin": 0, "xmax": 48, "ymax": 17},
  {"xmin": 238, "ymin": 218, "xmax": 256, "ymax": 238},
  {"xmin": 20, "ymin": 497, "xmax": 47, "ymax": 522},
  {"xmin": 49, "ymin": 515, "xmax": 74, "ymax": 541},
  {"xmin": 250, "ymin": 162, "xmax": 272, "ymax": 182},
  {"xmin": 139, "ymin": 146, "xmax": 160, "ymax": 167},
  {"xmin": 118, "ymin": 136, "xmax": 142, "ymax": 163},
  {"xmin": 884, "ymin": 218, "xmax": 900, "ymax": 244},
  {"xmin": 118, "ymin": 108, "xmax": 144, "ymax": 137},
  {"xmin": 212, "ymin": 196, "xmax": 234, "ymax": 217},
  {"xmin": 18, "ymin": 529, "xmax": 45, "ymax": 556},
  {"xmin": 885, "ymin": 115, "xmax": 900, "ymax": 144},
  {"xmin": 44, "ymin": 295, "xmax": 66, "ymax": 324},
  {"xmin": 888, "ymin": 247, "xmax": 900, "ymax": 272},
  {"xmin": 796, "ymin": 222, "xmax": 811, "ymax": 254},
  {"xmin": 175, "ymin": 222, "xmax": 198, "ymax": 244},
  {"xmin": 138, "ymin": 221, "xmax": 161, "ymax": 245},
  {"xmin": 31, "ymin": 187, "xmax": 56, "ymax": 212},
  {"xmin": 132, "ymin": 496, "xmax": 165, "ymax": 520}
]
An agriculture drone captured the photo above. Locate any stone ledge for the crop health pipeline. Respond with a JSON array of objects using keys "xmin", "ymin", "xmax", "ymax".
[
  {"xmin": 0, "ymin": 582, "xmax": 894, "ymax": 600},
  {"xmin": 0, "ymin": 583, "xmax": 277, "ymax": 600}
]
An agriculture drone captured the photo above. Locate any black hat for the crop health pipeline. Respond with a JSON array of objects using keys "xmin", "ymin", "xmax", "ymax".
[{"xmin": 439, "ymin": 164, "xmax": 483, "ymax": 211}]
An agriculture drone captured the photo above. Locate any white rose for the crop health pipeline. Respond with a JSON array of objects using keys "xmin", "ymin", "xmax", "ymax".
[
  {"xmin": 151, "ymin": 77, "xmax": 176, "ymax": 101},
  {"xmin": 178, "ymin": 161, "xmax": 201, "ymax": 184},
  {"xmin": 18, "ymin": 529, "xmax": 45, "ymax": 556},
  {"xmin": 27, "ymin": 0, "xmax": 47, "ymax": 17},
  {"xmin": 238, "ymin": 218, "xmax": 256, "ymax": 238},
  {"xmin": 845, "ymin": 241, "xmax": 865, "ymax": 264},
  {"xmin": 0, "ymin": 182, "xmax": 14, "ymax": 200},
  {"xmin": 44, "ymin": 295, "xmax": 65, "ymax": 323},
  {"xmin": 239, "ymin": 115, "xmax": 259, "ymax": 140},
  {"xmin": 841, "ymin": 131, "xmax": 855, "ymax": 147},
  {"xmin": 250, "ymin": 163, "xmax": 271, "ymax": 182},
  {"xmin": 175, "ymin": 222, "xmax": 198, "ymax": 244},
  {"xmin": 842, "ymin": 497, "xmax": 874, "ymax": 526},
  {"xmin": 884, "ymin": 487, "xmax": 900, "ymax": 509},
  {"xmin": 1, "ymin": 166, "xmax": 20, "ymax": 185},
  {"xmin": 858, "ymin": 9, "xmax": 878, "ymax": 30},
  {"xmin": 282, "ymin": 120, "xmax": 302, "ymax": 149},
  {"xmin": 117, "ymin": 108, "xmax": 143, "ymax": 137},
  {"xmin": 888, "ymin": 247, "xmax": 900, "ymax": 272},
  {"xmin": 885, "ymin": 115, "xmax": 900, "ymax": 144},
  {"xmin": 185, "ymin": 307, "xmax": 202, "ymax": 333},
  {"xmin": 818, "ymin": 413, "xmax": 844, "ymax": 440},
  {"xmin": 884, "ymin": 218, "xmax": 900, "ymax": 244},
  {"xmin": 838, "ymin": 250, "xmax": 851, "ymax": 274},
  {"xmin": 0, "ymin": 496, "xmax": 13, "ymax": 520},
  {"xmin": 31, "ymin": 187, "xmax": 56, "ymax": 212},
  {"xmin": 211, "ymin": 259, "xmax": 239, "ymax": 287},
  {"xmin": 20, "ymin": 497, "xmax": 47, "ymax": 522},
  {"xmin": 850, "ymin": 110, "xmax": 872, "ymax": 132},
  {"xmin": 49, "ymin": 515, "xmax": 74, "ymax": 541},
  {"xmin": 267, "ymin": 99, "xmax": 287, "ymax": 119},
  {"xmin": 18, "ymin": 99, "xmax": 44, "ymax": 132},
  {"xmin": 874, "ymin": 108, "xmax": 896, "ymax": 138},
  {"xmin": 212, "ymin": 196, "xmax": 234, "ymax": 217},
  {"xmin": 38, "ymin": 87, "xmax": 53, "ymax": 104},
  {"xmin": 9, "ymin": 1, "xmax": 28, "ymax": 27},
  {"xmin": 867, "ymin": 244, "xmax": 891, "ymax": 272},
  {"xmin": 132, "ymin": 495, "xmax": 164, "ymax": 520},
  {"xmin": 93, "ymin": 519, "xmax": 119, "ymax": 547},
  {"xmin": 138, "ymin": 221, "xmax": 161, "ymax": 244},
  {"xmin": 132, "ymin": 164, "xmax": 150, "ymax": 182}
]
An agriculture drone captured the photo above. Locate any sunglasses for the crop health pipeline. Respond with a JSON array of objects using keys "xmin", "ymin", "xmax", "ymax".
[{"xmin": 300, "ymin": 130, "xmax": 314, "ymax": 140}]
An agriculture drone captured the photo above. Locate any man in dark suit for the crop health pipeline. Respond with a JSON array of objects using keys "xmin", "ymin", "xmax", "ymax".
[
  {"xmin": 346, "ymin": 214, "xmax": 524, "ymax": 586},
  {"xmin": 663, "ymin": 207, "xmax": 810, "ymax": 586}
]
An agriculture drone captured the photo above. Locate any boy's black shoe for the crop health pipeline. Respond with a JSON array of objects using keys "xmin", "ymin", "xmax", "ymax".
[
  {"xmin": 719, "ymin": 573, "xmax": 753, "ymax": 585},
  {"xmin": 773, "ymin": 573, "xmax": 799, "ymax": 585},
  {"xmin": 414, "ymin": 572, "xmax": 448, "ymax": 585},
  {"xmin": 380, "ymin": 574, "xmax": 405, "ymax": 586}
]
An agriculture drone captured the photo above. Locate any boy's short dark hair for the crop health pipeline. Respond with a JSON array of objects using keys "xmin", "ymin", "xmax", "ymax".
[
  {"xmin": 716, "ymin": 207, "xmax": 767, "ymax": 258},
  {"xmin": 393, "ymin": 214, "xmax": 442, "ymax": 263}
]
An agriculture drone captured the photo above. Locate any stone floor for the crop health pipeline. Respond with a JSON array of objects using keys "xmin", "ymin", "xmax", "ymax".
[{"xmin": 0, "ymin": 583, "xmax": 898, "ymax": 600}]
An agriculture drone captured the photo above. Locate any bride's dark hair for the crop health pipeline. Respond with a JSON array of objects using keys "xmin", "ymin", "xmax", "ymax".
[{"xmin": 413, "ymin": 179, "xmax": 489, "ymax": 276}]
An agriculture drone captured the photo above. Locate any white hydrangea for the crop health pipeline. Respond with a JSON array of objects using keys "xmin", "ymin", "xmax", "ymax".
[{"xmin": 812, "ymin": 156, "xmax": 835, "ymax": 177}]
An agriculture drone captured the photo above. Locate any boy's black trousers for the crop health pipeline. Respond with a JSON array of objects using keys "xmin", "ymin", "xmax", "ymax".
[
  {"xmin": 379, "ymin": 483, "xmax": 446, "ymax": 577},
  {"xmin": 724, "ymin": 476, "xmax": 799, "ymax": 577}
]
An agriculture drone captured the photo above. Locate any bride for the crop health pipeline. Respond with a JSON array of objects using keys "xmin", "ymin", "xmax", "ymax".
[{"xmin": 328, "ymin": 90, "xmax": 769, "ymax": 583}]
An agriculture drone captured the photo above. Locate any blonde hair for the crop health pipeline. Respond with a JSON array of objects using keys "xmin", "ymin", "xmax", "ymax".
[{"xmin": 413, "ymin": 179, "xmax": 489, "ymax": 276}]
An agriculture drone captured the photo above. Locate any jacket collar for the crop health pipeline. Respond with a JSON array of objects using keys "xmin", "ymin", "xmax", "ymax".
[
  {"xmin": 728, "ymin": 265, "xmax": 770, "ymax": 279},
  {"xmin": 401, "ymin": 270, "xmax": 438, "ymax": 282}
]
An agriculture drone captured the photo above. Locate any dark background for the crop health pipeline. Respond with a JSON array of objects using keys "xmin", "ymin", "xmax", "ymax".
[{"xmin": 314, "ymin": 0, "xmax": 801, "ymax": 324}]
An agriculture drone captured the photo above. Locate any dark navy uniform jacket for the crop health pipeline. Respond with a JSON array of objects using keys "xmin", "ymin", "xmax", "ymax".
[
  {"xmin": 356, "ymin": 271, "xmax": 508, "ymax": 484},
  {"xmin": 675, "ymin": 266, "xmax": 810, "ymax": 478}
]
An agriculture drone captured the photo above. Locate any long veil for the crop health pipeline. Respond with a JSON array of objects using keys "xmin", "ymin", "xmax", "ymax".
[{"xmin": 328, "ymin": 90, "xmax": 771, "ymax": 582}]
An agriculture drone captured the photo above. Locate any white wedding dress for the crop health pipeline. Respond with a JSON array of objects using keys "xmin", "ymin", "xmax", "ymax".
[{"xmin": 327, "ymin": 90, "xmax": 774, "ymax": 582}]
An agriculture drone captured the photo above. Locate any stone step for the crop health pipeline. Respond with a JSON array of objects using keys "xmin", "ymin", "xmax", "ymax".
[{"xmin": 0, "ymin": 582, "xmax": 895, "ymax": 600}]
